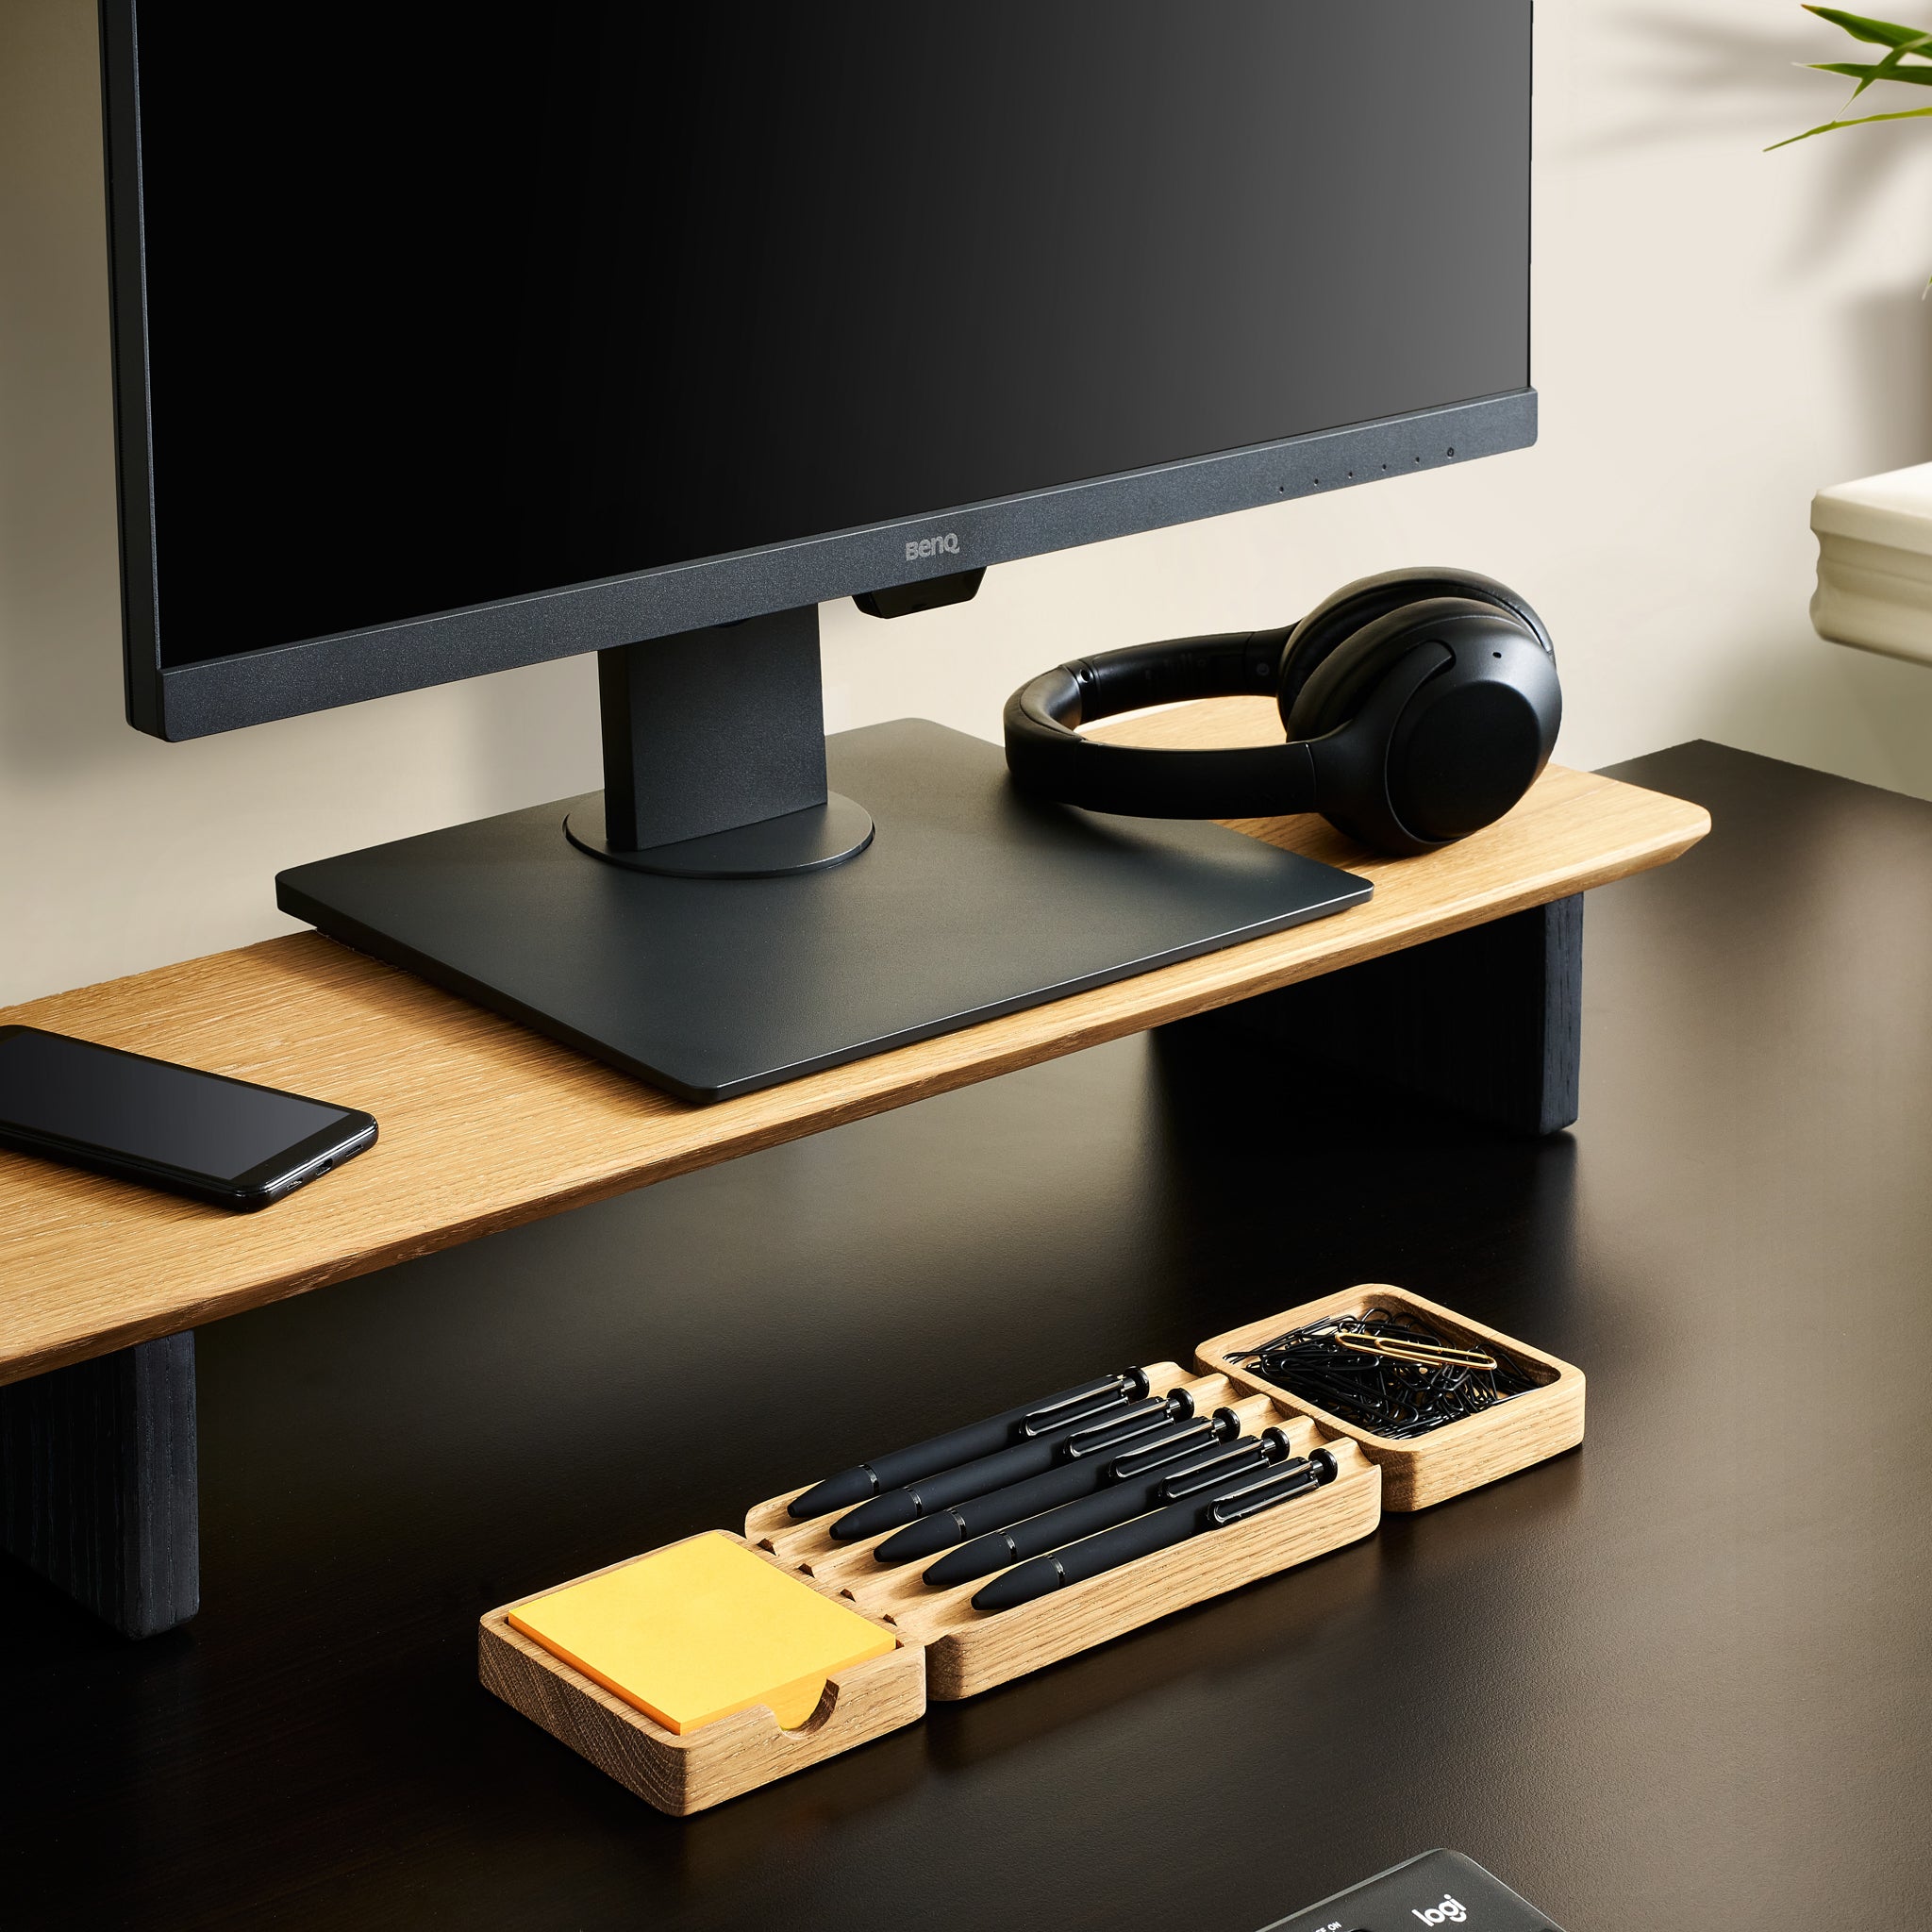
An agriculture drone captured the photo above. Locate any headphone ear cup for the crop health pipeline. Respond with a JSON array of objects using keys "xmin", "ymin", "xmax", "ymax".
[
  {"xmin": 1287, "ymin": 599, "xmax": 1558, "ymax": 854},
  {"xmin": 1284, "ymin": 598, "xmax": 1498, "ymax": 743},
  {"xmin": 1276, "ymin": 566, "xmax": 1553, "ymax": 730}
]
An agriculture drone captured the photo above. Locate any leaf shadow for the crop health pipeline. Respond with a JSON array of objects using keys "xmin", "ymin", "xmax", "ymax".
[{"xmin": 1574, "ymin": 7, "xmax": 1932, "ymax": 275}]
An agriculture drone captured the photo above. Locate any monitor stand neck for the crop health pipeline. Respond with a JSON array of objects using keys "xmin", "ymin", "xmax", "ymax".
[{"xmin": 562, "ymin": 604, "xmax": 874, "ymax": 878}]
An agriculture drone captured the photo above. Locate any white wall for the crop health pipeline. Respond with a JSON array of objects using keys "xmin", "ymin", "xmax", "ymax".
[{"xmin": 8, "ymin": 0, "xmax": 1932, "ymax": 1006}]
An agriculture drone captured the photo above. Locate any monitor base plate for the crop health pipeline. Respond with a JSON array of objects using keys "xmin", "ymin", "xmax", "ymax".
[{"xmin": 275, "ymin": 720, "xmax": 1371, "ymax": 1105}]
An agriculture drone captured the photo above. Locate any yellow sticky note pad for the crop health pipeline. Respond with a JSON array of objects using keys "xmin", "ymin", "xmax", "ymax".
[{"xmin": 506, "ymin": 1533, "xmax": 894, "ymax": 1735}]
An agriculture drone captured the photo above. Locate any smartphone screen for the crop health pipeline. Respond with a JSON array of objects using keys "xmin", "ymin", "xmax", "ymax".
[{"xmin": 0, "ymin": 1025, "xmax": 375, "ymax": 1208}]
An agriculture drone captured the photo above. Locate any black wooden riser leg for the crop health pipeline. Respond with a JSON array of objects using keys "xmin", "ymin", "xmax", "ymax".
[
  {"xmin": 1172, "ymin": 895, "xmax": 1584, "ymax": 1138},
  {"xmin": 0, "ymin": 1331, "xmax": 199, "ymax": 1639}
]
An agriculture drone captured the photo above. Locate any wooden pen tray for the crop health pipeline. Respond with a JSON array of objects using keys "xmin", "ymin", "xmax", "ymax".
[
  {"xmin": 1196, "ymin": 1285, "xmax": 1584, "ymax": 1510},
  {"xmin": 744, "ymin": 1358, "xmax": 1380, "ymax": 1701}
]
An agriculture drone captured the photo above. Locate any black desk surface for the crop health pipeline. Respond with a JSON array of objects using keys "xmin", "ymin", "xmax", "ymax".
[{"xmin": 4, "ymin": 741, "xmax": 1926, "ymax": 1929}]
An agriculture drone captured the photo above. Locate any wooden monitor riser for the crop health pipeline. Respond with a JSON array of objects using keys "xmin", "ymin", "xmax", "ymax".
[{"xmin": 0, "ymin": 699, "xmax": 1707, "ymax": 1389}]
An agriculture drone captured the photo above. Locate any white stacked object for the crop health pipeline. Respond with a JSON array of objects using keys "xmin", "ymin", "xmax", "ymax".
[{"xmin": 1811, "ymin": 461, "xmax": 1932, "ymax": 665}]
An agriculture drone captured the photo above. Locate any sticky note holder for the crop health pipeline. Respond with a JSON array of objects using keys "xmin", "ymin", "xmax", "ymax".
[{"xmin": 478, "ymin": 1533, "xmax": 925, "ymax": 1815}]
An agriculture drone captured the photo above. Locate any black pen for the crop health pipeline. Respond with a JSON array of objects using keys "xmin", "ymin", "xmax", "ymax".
[
  {"xmin": 924, "ymin": 1425, "xmax": 1296, "ymax": 1588},
  {"xmin": 831, "ymin": 1390, "xmax": 1193, "ymax": 1541},
  {"xmin": 787, "ymin": 1366, "xmax": 1150, "ymax": 1519},
  {"xmin": 971, "ymin": 1448, "xmax": 1339, "ymax": 1613},
  {"xmin": 874, "ymin": 1407, "xmax": 1243, "ymax": 1567}
]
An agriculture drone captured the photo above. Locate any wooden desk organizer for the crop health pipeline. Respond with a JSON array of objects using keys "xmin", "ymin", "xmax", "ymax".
[{"xmin": 482, "ymin": 1295, "xmax": 1579, "ymax": 1813}]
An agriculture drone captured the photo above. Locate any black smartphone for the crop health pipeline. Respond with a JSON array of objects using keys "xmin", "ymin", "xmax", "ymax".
[{"xmin": 0, "ymin": 1024, "xmax": 377, "ymax": 1211}]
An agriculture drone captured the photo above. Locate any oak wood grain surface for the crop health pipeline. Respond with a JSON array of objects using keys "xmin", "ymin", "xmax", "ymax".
[
  {"xmin": 477, "ymin": 1533, "xmax": 925, "ymax": 1817},
  {"xmin": 0, "ymin": 701, "xmax": 1707, "ymax": 1383}
]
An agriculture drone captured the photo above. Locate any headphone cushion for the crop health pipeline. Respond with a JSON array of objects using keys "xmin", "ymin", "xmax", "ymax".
[
  {"xmin": 1276, "ymin": 566, "xmax": 1552, "ymax": 728},
  {"xmin": 1389, "ymin": 654, "xmax": 1556, "ymax": 840},
  {"xmin": 1283, "ymin": 597, "xmax": 1506, "ymax": 742}
]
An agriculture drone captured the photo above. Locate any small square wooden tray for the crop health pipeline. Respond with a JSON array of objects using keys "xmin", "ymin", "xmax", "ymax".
[
  {"xmin": 478, "ymin": 1532, "xmax": 925, "ymax": 1816},
  {"xmin": 1196, "ymin": 1285, "xmax": 1584, "ymax": 1510}
]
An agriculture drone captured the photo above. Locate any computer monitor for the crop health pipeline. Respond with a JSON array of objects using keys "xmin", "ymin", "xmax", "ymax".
[{"xmin": 98, "ymin": 2, "xmax": 1533, "ymax": 1101}]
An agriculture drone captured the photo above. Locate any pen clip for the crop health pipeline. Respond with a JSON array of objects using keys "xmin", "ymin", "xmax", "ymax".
[
  {"xmin": 1160, "ymin": 1441, "xmax": 1264, "ymax": 1499},
  {"xmin": 1158, "ymin": 1424, "xmax": 1291, "ymax": 1499},
  {"xmin": 1207, "ymin": 1449, "xmax": 1337, "ymax": 1525},
  {"xmin": 1019, "ymin": 1368, "xmax": 1147, "ymax": 1437},
  {"xmin": 1108, "ymin": 1416, "xmax": 1208, "ymax": 1476},
  {"xmin": 1063, "ymin": 1389, "xmax": 1194, "ymax": 1458},
  {"xmin": 1108, "ymin": 1405, "xmax": 1241, "ymax": 1478}
]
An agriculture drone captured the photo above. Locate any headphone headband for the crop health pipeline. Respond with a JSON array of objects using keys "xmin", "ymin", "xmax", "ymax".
[
  {"xmin": 1002, "ymin": 567, "xmax": 1560, "ymax": 853},
  {"xmin": 1005, "ymin": 629, "xmax": 1317, "ymax": 820}
]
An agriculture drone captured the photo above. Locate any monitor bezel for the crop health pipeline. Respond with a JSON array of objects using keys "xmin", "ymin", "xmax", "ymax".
[{"xmin": 98, "ymin": 0, "xmax": 1535, "ymax": 744}]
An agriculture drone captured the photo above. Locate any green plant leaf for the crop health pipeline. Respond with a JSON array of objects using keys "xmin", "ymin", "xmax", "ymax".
[
  {"xmin": 1769, "ymin": 100, "xmax": 1932, "ymax": 146},
  {"xmin": 1811, "ymin": 57, "xmax": 1932, "ymax": 81},
  {"xmin": 1846, "ymin": 26, "xmax": 1932, "ymax": 95},
  {"xmin": 1805, "ymin": 6, "xmax": 1930, "ymax": 49}
]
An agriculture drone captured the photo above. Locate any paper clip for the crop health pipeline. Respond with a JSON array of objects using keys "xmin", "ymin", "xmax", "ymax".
[{"xmin": 1335, "ymin": 1331, "xmax": 1497, "ymax": 1372}]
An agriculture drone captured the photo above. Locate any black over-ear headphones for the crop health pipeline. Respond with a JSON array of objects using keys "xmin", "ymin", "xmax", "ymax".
[{"xmin": 1002, "ymin": 567, "xmax": 1561, "ymax": 857}]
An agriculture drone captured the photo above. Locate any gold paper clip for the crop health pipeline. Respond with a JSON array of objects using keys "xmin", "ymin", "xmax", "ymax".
[
  {"xmin": 1336, "ymin": 1331, "xmax": 1498, "ymax": 1372},
  {"xmin": 1382, "ymin": 1339, "xmax": 1498, "ymax": 1371}
]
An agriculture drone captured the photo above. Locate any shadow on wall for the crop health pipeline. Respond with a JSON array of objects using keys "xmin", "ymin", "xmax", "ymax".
[
  {"xmin": 1712, "ymin": 624, "xmax": 1932, "ymax": 798},
  {"xmin": 1846, "ymin": 286, "xmax": 1932, "ymax": 471},
  {"xmin": 1590, "ymin": 8, "xmax": 1932, "ymax": 275},
  {"xmin": 1591, "ymin": 7, "xmax": 1932, "ymax": 795}
]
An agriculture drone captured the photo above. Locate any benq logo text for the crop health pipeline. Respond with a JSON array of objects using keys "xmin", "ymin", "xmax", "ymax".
[
  {"xmin": 906, "ymin": 533, "xmax": 961, "ymax": 561},
  {"xmin": 1412, "ymin": 1897, "xmax": 1467, "ymax": 1926}
]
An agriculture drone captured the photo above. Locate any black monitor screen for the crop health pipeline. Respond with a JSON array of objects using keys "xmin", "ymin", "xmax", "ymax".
[{"xmin": 128, "ymin": 2, "xmax": 1530, "ymax": 669}]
